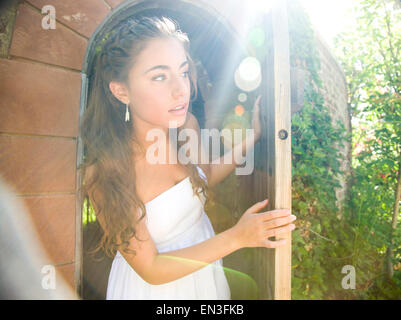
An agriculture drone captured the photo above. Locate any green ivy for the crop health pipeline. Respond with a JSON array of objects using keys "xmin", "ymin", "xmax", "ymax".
[
  {"xmin": 287, "ymin": 0, "xmax": 359, "ymax": 299},
  {"xmin": 288, "ymin": 0, "xmax": 401, "ymax": 299}
]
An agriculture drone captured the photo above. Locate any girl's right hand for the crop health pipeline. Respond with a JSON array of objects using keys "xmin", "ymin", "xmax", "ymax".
[{"xmin": 231, "ymin": 199, "xmax": 296, "ymax": 249}]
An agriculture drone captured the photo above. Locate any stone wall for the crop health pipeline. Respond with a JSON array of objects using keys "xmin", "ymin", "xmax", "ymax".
[{"xmin": 315, "ymin": 30, "xmax": 351, "ymax": 216}]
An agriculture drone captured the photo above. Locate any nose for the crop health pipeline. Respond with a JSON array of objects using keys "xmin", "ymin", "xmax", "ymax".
[{"xmin": 171, "ymin": 74, "xmax": 188, "ymax": 99}]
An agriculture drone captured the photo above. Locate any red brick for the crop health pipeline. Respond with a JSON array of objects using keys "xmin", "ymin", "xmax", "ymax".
[
  {"xmin": 0, "ymin": 58, "xmax": 80, "ymax": 137},
  {"xmin": 27, "ymin": 0, "xmax": 110, "ymax": 38},
  {"xmin": 10, "ymin": 3, "xmax": 87, "ymax": 70},
  {"xmin": 22, "ymin": 194, "xmax": 76, "ymax": 265},
  {"xmin": 56, "ymin": 263, "xmax": 76, "ymax": 294},
  {"xmin": 0, "ymin": 135, "xmax": 76, "ymax": 194}
]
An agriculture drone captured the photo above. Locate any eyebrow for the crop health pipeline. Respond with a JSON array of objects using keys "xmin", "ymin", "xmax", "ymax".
[{"xmin": 144, "ymin": 60, "xmax": 188, "ymax": 74}]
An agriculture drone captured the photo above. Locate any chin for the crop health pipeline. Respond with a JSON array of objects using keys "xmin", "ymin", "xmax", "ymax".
[{"xmin": 167, "ymin": 115, "xmax": 187, "ymax": 128}]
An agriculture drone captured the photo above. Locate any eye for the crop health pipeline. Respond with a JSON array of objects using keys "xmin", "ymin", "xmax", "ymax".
[
  {"xmin": 182, "ymin": 70, "xmax": 190, "ymax": 78},
  {"xmin": 152, "ymin": 74, "xmax": 166, "ymax": 81}
]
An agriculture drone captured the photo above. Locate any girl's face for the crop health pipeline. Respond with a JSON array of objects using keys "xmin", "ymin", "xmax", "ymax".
[{"xmin": 123, "ymin": 37, "xmax": 191, "ymax": 129}]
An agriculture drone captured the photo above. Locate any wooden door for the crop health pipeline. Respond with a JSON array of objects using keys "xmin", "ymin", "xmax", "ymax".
[{"xmin": 205, "ymin": 1, "xmax": 292, "ymax": 300}]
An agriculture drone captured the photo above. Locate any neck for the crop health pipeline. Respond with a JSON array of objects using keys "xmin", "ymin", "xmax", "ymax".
[{"xmin": 130, "ymin": 115, "xmax": 175, "ymax": 164}]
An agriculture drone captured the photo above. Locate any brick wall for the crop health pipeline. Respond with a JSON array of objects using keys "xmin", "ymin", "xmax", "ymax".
[{"xmin": 0, "ymin": 0, "xmax": 119, "ymax": 297}]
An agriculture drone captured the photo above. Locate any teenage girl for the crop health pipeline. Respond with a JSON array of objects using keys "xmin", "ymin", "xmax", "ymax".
[{"xmin": 80, "ymin": 16, "xmax": 296, "ymax": 299}]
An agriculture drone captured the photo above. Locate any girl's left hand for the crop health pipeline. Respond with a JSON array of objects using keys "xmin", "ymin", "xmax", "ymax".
[{"xmin": 251, "ymin": 94, "xmax": 262, "ymax": 143}]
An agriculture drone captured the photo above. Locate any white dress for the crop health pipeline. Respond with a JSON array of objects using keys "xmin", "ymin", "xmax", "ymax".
[{"xmin": 106, "ymin": 165, "xmax": 231, "ymax": 300}]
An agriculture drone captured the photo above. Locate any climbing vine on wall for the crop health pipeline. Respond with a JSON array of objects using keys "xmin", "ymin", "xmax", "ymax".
[
  {"xmin": 287, "ymin": 0, "xmax": 356, "ymax": 299},
  {"xmin": 288, "ymin": 0, "xmax": 401, "ymax": 299}
]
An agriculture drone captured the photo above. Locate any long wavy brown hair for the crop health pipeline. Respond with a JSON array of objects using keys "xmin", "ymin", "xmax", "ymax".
[{"xmin": 78, "ymin": 16, "xmax": 209, "ymax": 259}]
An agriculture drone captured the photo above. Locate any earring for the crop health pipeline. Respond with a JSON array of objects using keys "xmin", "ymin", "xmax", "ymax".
[{"xmin": 125, "ymin": 103, "xmax": 130, "ymax": 122}]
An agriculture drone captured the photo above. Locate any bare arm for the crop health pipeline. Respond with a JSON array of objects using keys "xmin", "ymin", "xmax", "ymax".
[
  {"xmin": 90, "ymin": 191, "xmax": 239, "ymax": 285},
  {"xmin": 183, "ymin": 98, "xmax": 261, "ymax": 187},
  {"xmin": 86, "ymin": 175, "xmax": 238, "ymax": 285},
  {"xmin": 183, "ymin": 111, "xmax": 236, "ymax": 187},
  {"xmin": 86, "ymin": 164, "xmax": 295, "ymax": 286},
  {"xmin": 150, "ymin": 227, "xmax": 239, "ymax": 284},
  {"xmin": 111, "ymin": 198, "xmax": 293, "ymax": 286},
  {"xmin": 207, "ymin": 130, "xmax": 257, "ymax": 187}
]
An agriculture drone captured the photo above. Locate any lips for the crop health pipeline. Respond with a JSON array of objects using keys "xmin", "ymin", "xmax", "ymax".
[
  {"xmin": 169, "ymin": 103, "xmax": 187, "ymax": 111},
  {"xmin": 168, "ymin": 103, "xmax": 188, "ymax": 116}
]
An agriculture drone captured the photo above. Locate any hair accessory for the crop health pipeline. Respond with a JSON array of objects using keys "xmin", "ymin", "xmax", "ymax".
[{"xmin": 125, "ymin": 103, "xmax": 130, "ymax": 122}]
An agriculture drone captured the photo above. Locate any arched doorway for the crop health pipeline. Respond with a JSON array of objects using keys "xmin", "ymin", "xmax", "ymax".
[{"xmin": 78, "ymin": 0, "xmax": 292, "ymax": 300}]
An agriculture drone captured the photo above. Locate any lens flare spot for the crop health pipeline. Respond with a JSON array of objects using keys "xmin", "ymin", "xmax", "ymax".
[
  {"xmin": 238, "ymin": 92, "xmax": 247, "ymax": 102},
  {"xmin": 156, "ymin": 255, "xmax": 258, "ymax": 299},
  {"xmin": 234, "ymin": 57, "xmax": 262, "ymax": 92},
  {"xmin": 235, "ymin": 104, "xmax": 245, "ymax": 116},
  {"xmin": 239, "ymin": 57, "xmax": 260, "ymax": 82}
]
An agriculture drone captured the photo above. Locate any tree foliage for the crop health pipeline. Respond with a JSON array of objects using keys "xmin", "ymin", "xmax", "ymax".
[
  {"xmin": 333, "ymin": 0, "xmax": 401, "ymax": 296},
  {"xmin": 289, "ymin": 0, "xmax": 401, "ymax": 298}
]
